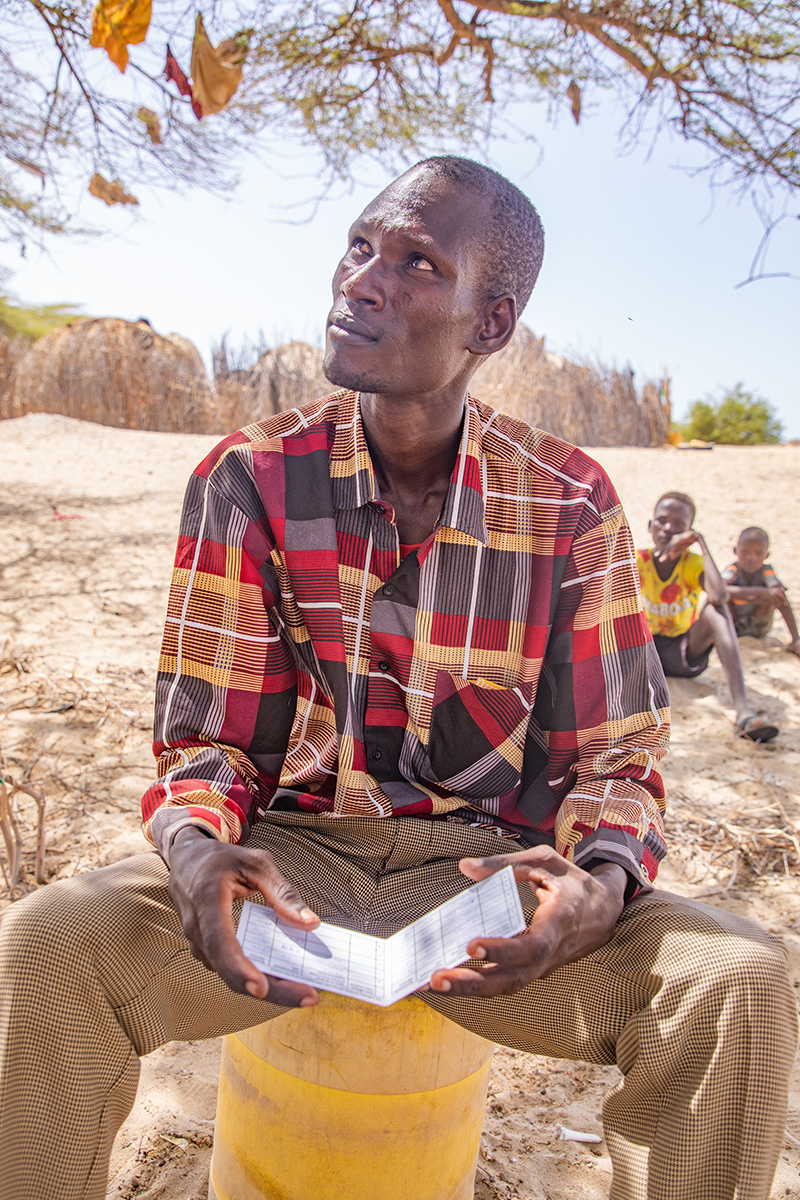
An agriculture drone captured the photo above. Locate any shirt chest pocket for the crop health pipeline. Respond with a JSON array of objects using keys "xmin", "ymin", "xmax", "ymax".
[{"xmin": 426, "ymin": 671, "xmax": 532, "ymax": 800}]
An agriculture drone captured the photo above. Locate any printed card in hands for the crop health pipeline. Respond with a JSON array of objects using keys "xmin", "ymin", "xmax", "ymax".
[{"xmin": 236, "ymin": 864, "xmax": 526, "ymax": 1007}]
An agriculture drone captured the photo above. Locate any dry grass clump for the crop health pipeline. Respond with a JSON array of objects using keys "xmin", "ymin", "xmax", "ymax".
[
  {"xmin": 666, "ymin": 790, "xmax": 800, "ymax": 892},
  {"xmin": 0, "ymin": 639, "xmax": 152, "ymax": 902},
  {"xmin": 7, "ymin": 318, "xmax": 215, "ymax": 433},
  {"xmin": 473, "ymin": 325, "xmax": 670, "ymax": 447}
]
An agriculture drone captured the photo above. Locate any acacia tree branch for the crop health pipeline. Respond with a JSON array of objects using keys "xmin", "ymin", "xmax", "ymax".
[{"xmin": 436, "ymin": 0, "xmax": 496, "ymax": 99}]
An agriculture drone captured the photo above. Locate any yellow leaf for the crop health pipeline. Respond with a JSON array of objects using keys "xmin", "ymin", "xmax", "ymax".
[{"xmin": 90, "ymin": 0, "xmax": 152, "ymax": 73}]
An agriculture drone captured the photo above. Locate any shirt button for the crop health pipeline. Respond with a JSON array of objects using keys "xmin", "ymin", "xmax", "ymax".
[
  {"xmin": 383, "ymin": 584, "xmax": 395, "ymax": 596},
  {"xmin": 378, "ymin": 660, "xmax": 390, "ymax": 672},
  {"xmin": 371, "ymin": 748, "xmax": 383, "ymax": 760},
  {"xmin": 371, "ymin": 503, "xmax": 384, "ymax": 514}
]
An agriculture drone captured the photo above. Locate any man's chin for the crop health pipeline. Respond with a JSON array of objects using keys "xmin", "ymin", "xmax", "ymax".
[{"xmin": 323, "ymin": 348, "xmax": 384, "ymax": 394}]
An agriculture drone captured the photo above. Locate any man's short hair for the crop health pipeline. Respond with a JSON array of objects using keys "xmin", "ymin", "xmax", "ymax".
[
  {"xmin": 738, "ymin": 525, "xmax": 769, "ymax": 546},
  {"xmin": 415, "ymin": 156, "xmax": 545, "ymax": 309},
  {"xmin": 655, "ymin": 491, "xmax": 696, "ymax": 524}
]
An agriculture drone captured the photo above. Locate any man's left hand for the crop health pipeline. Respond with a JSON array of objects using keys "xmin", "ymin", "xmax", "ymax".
[{"xmin": 429, "ymin": 847, "xmax": 627, "ymax": 998}]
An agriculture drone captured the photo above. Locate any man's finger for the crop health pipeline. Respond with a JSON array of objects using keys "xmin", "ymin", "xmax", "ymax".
[
  {"xmin": 428, "ymin": 964, "xmax": 535, "ymax": 997},
  {"xmin": 240, "ymin": 850, "xmax": 320, "ymax": 930},
  {"xmin": 459, "ymin": 853, "xmax": 519, "ymax": 880},
  {"xmin": 464, "ymin": 929, "xmax": 553, "ymax": 968},
  {"xmin": 202, "ymin": 913, "xmax": 318, "ymax": 1006},
  {"xmin": 460, "ymin": 845, "xmax": 566, "ymax": 882}
]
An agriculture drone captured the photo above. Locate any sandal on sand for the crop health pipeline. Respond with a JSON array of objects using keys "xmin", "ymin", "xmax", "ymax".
[{"xmin": 735, "ymin": 715, "xmax": 779, "ymax": 743}]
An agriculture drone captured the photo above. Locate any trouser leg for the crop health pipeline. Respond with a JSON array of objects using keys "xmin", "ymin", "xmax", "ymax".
[
  {"xmin": 0, "ymin": 814, "xmax": 515, "ymax": 1200},
  {"xmin": 421, "ymin": 888, "xmax": 798, "ymax": 1200},
  {"xmin": 0, "ymin": 852, "xmax": 290, "ymax": 1200}
]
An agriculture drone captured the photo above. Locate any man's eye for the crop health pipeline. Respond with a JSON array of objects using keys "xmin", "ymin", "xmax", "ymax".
[
  {"xmin": 351, "ymin": 237, "xmax": 372, "ymax": 256},
  {"xmin": 409, "ymin": 255, "xmax": 435, "ymax": 271}
]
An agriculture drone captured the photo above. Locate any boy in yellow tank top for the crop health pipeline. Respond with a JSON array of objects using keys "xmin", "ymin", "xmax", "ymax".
[{"xmin": 636, "ymin": 491, "xmax": 778, "ymax": 743}]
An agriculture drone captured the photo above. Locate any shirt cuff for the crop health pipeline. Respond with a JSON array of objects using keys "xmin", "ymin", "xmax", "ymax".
[
  {"xmin": 146, "ymin": 806, "xmax": 226, "ymax": 865},
  {"xmin": 572, "ymin": 828, "xmax": 663, "ymax": 902}
]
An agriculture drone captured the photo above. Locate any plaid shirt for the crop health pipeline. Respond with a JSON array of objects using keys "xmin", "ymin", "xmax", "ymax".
[{"xmin": 142, "ymin": 390, "xmax": 669, "ymax": 893}]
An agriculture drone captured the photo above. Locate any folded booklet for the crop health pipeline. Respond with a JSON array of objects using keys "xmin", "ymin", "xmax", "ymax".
[{"xmin": 236, "ymin": 864, "xmax": 526, "ymax": 1007}]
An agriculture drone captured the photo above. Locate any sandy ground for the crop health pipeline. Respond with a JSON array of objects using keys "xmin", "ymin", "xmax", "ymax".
[{"xmin": 2, "ymin": 412, "xmax": 800, "ymax": 1200}]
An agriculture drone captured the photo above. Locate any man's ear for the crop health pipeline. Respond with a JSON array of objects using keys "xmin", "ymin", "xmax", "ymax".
[
  {"xmin": 467, "ymin": 294, "xmax": 517, "ymax": 358},
  {"xmin": 648, "ymin": 519, "xmax": 653, "ymax": 534}
]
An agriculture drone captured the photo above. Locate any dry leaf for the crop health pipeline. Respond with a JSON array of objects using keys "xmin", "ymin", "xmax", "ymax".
[
  {"xmin": 137, "ymin": 107, "xmax": 161, "ymax": 144},
  {"xmin": 88, "ymin": 173, "xmax": 139, "ymax": 207},
  {"xmin": 164, "ymin": 46, "xmax": 202, "ymax": 120},
  {"xmin": 567, "ymin": 80, "xmax": 581, "ymax": 125},
  {"xmin": 190, "ymin": 14, "xmax": 247, "ymax": 116},
  {"xmin": 90, "ymin": 0, "xmax": 152, "ymax": 73}
]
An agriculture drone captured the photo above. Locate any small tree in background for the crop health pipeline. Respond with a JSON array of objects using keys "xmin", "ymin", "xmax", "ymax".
[{"xmin": 682, "ymin": 384, "xmax": 783, "ymax": 445}]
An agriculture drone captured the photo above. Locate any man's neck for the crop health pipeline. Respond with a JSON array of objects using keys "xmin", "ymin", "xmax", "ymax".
[{"xmin": 360, "ymin": 388, "xmax": 467, "ymax": 544}]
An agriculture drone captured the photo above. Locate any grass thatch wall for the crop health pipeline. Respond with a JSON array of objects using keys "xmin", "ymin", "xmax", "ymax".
[
  {"xmin": 6, "ymin": 319, "xmax": 214, "ymax": 433},
  {"xmin": 473, "ymin": 325, "xmax": 670, "ymax": 447},
  {"xmin": 214, "ymin": 341, "xmax": 331, "ymax": 429},
  {"xmin": 0, "ymin": 334, "xmax": 29, "ymax": 419},
  {"xmin": 1, "ymin": 319, "xmax": 670, "ymax": 446}
]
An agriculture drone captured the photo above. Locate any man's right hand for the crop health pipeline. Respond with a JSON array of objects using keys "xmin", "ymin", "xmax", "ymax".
[{"xmin": 168, "ymin": 825, "xmax": 319, "ymax": 1008}]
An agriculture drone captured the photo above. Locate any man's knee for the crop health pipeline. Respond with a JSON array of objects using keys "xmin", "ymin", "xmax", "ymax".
[
  {"xmin": 0, "ymin": 853, "xmax": 175, "ymax": 998},
  {"xmin": 631, "ymin": 894, "xmax": 797, "ymax": 1039}
]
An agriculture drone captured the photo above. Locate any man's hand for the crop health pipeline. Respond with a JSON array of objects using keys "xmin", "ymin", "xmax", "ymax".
[
  {"xmin": 168, "ymin": 825, "xmax": 319, "ymax": 1007},
  {"xmin": 429, "ymin": 847, "xmax": 627, "ymax": 999}
]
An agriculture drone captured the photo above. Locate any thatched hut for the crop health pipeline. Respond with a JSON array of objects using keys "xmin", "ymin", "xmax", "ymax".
[
  {"xmin": 8, "ymin": 318, "xmax": 214, "ymax": 433},
  {"xmin": 472, "ymin": 324, "xmax": 670, "ymax": 447},
  {"xmin": 0, "ymin": 333, "xmax": 29, "ymax": 421},
  {"xmin": 215, "ymin": 340, "xmax": 329, "ymax": 429}
]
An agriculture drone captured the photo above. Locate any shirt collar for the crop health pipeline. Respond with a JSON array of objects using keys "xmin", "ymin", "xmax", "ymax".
[{"xmin": 329, "ymin": 391, "xmax": 488, "ymax": 546}]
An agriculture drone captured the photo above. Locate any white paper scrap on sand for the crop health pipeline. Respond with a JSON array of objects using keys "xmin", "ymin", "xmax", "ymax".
[
  {"xmin": 556, "ymin": 1124, "xmax": 603, "ymax": 1143},
  {"xmin": 237, "ymin": 864, "xmax": 525, "ymax": 1007}
]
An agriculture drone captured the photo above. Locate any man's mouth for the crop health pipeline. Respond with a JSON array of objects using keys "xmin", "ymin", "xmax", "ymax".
[{"xmin": 327, "ymin": 312, "xmax": 377, "ymax": 343}]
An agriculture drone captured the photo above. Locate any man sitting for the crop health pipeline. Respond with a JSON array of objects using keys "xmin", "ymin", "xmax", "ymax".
[{"xmin": 0, "ymin": 158, "xmax": 795, "ymax": 1200}]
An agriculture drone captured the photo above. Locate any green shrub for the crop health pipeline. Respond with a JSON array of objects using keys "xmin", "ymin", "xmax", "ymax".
[
  {"xmin": 682, "ymin": 384, "xmax": 783, "ymax": 445},
  {"xmin": 0, "ymin": 270, "xmax": 83, "ymax": 341}
]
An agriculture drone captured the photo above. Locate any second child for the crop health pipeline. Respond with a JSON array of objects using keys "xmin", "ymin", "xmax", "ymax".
[
  {"xmin": 637, "ymin": 491, "xmax": 779, "ymax": 743},
  {"xmin": 723, "ymin": 526, "xmax": 800, "ymax": 657}
]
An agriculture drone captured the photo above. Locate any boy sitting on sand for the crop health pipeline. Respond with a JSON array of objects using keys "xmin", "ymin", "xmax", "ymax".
[
  {"xmin": 637, "ymin": 491, "xmax": 779, "ymax": 743},
  {"xmin": 723, "ymin": 526, "xmax": 800, "ymax": 658}
]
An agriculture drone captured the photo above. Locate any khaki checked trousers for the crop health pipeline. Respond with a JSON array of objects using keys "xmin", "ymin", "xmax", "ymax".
[{"xmin": 0, "ymin": 813, "xmax": 797, "ymax": 1200}]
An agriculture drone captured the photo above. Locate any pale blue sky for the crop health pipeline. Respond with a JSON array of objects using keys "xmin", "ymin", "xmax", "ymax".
[{"xmin": 3, "ymin": 98, "xmax": 798, "ymax": 436}]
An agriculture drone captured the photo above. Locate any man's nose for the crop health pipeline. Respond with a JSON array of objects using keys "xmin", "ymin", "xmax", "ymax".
[{"xmin": 340, "ymin": 257, "xmax": 386, "ymax": 307}]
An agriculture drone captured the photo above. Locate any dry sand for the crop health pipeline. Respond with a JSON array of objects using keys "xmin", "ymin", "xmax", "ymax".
[{"xmin": 2, "ymin": 412, "xmax": 800, "ymax": 1200}]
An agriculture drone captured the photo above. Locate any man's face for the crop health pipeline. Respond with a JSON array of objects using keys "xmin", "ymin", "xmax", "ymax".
[
  {"xmin": 323, "ymin": 170, "xmax": 495, "ymax": 396},
  {"xmin": 649, "ymin": 499, "xmax": 694, "ymax": 548}
]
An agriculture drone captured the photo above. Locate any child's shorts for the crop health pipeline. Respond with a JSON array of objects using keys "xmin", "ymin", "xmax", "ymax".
[
  {"xmin": 731, "ymin": 609, "xmax": 773, "ymax": 640},
  {"xmin": 652, "ymin": 632, "xmax": 711, "ymax": 678}
]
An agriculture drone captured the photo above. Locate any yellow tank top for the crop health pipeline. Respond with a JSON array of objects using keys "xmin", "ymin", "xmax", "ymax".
[{"xmin": 636, "ymin": 548, "xmax": 705, "ymax": 637}]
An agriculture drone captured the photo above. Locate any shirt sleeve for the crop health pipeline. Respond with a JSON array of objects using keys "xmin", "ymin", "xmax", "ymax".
[
  {"xmin": 545, "ymin": 469, "xmax": 670, "ymax": 897},
  {"xmin": 721, "ymin": 562, "xmax": 738, "ymax": 585},
  {"xmin": 140, "ymin": 438, "xmax": 297, "ymax": 862},
  {"xmin": 764, "ymin": 564, "xmax": 784, "ymax": 589}
]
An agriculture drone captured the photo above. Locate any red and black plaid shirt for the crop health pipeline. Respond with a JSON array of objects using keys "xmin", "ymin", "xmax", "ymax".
[{"xmin": 142, "ymin": 391, "xmax": 669, "ymax": 892}]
